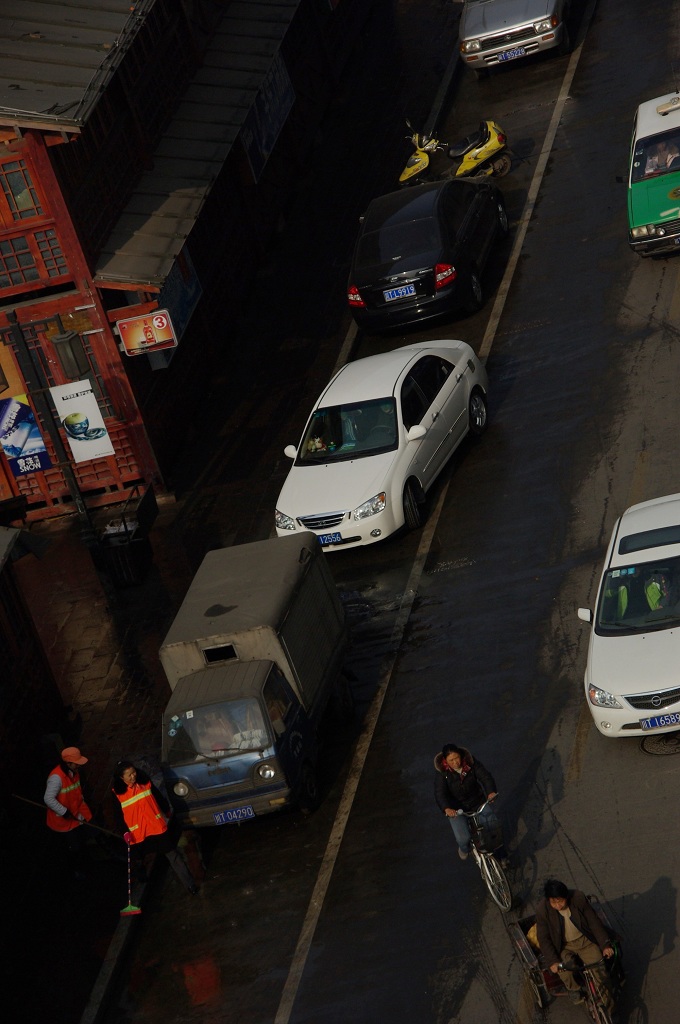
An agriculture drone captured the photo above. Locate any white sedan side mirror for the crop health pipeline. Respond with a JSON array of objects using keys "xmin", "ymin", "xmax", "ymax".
[
  {"xmin": 577, "ymin": 608, "xmax": 593, "ymax": 623},
  {"xmin": 406, "ymin": 424, "xmax": 427, "ymax": 442},
  {"xmin": 284, "ymin": 445, "xmax": 297, "ymax": 459}
]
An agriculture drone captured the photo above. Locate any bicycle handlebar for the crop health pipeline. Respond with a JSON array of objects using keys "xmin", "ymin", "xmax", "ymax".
[
  {"xmin": 459, "ymin": 796, "xmax": 497, "ymax": 817},
  {"xmin": 558, "ymin": 955, "xmax": 610, "ymax": 972}
]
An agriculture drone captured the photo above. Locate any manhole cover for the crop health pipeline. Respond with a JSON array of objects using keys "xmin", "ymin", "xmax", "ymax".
[{"xmin": 640, "ymin": 731, "xmax": 680, "ymax": 755}]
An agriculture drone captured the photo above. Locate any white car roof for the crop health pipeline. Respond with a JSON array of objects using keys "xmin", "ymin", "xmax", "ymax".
[
  {"xmin": 611, "ymin": 492, "xmax": 680, "ymax": 566},
  {"xmin": 634, "ymin": 93, "xmax": 680, "ymax": 141},
  {"xmin": 318, "ymin": 340, "xmax": 472, "ymax": 406}
]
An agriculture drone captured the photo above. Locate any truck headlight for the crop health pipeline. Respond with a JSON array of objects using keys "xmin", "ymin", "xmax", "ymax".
[
  {"xmin": 588, "ymin": 686, "xmax": 622, "ymax": 709},
  {"xmin": 257, "ymin": 763, "xmax": 276, "ymax": 780},
  {"xmin": 534, "ymin": 17, "xmax": 555, "ymax": 32},
  {"xmin": 173, "ymin": 781, "xmax": 190, "ymax": 797},
  {"xmin": 461, "ymin": 39, "xmax": 481, "ymax": 53},
  {"xmin": 631, "ymin": 226, "xmax": 650, "ymax": 238},
  {"xmin": 353, "ymin": 492, "xmax": 386, "ymax": 521},
  {"xmin": 275, "ymin": 510, "xmax": 296, "ymax": 531}
]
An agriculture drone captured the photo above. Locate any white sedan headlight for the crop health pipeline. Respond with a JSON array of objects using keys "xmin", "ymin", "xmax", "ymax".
[
  {"xmin": 461, "ymin": 38, "xmax": 481, "ymax": 53},
  {"xmin": 353, "ymin": 492, "xmax": 386, "ymax": 521},
  {"xmin": 275, "ymin": 510, "xmax": 296, "ymax": 531},
  {"xmin": 588, "ymin": 686, "xmax": 622, "ymax": 709}
]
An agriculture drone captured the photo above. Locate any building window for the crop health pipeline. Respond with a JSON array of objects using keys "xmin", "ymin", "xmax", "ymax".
[
  {"xmin": 35, "ymin": 229, "xmax": 68, "ymax": 277},
  {"xmin": 0, "ymin": 236, "xmax": 40, "ymax": 288},
  {"xmin": 0, "ymin": 161, "xmax": 43, "ymax": 220}
]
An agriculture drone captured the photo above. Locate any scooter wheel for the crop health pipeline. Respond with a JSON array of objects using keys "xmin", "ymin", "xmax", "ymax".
[{"xmin": 492, "ymin": 154, "xmax": 512, "ymax": 177}]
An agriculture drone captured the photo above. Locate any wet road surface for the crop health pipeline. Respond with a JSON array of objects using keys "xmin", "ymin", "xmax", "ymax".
[{"xmin": 99, "ymin": 0, "xmax": 680, "ymax": 1022}]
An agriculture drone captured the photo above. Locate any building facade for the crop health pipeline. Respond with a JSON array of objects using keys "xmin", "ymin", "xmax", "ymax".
[{"xmin": 0, "ymin": 0, "xmax": 372, "ymax": 519}]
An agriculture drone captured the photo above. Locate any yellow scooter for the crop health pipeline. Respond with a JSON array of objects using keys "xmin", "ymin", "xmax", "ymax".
[{"xmin": 399, "ymin": 119, "xmax": 511, "ymax": 186}]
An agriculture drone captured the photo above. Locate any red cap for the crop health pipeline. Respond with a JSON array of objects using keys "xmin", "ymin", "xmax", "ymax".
[{"xmin": 61, "ymin": 746, "xmax": 87, "ymax": 766}]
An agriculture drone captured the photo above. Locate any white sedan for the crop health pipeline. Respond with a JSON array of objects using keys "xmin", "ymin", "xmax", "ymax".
[
  {"xmin": 274, "ymin": 340, "xmax": 489, "ymax": 550},
  {"xmin": 578, "ymin": 493, "xmax": 680, "ymax": 737}
]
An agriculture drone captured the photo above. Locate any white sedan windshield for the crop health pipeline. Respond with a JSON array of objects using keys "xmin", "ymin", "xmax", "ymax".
[
  {"xmin": 298, "ymin": 398, "xmax": 398, "ymax": 463},
  {"xmin": 596, "ymin": 555, "xmax": 680, "ymax": 634}
]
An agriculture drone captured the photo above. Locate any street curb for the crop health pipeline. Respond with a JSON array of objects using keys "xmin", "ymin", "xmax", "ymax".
[
  {"xmin": 78, "ymin": 878, "xmax": 149, "ymax": 1024},
  {"xmin": 424, "ymin": 52, "xmax": 462, "ymax": 139}
]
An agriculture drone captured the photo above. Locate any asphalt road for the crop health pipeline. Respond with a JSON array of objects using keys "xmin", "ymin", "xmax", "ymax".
[{"xmin": 100, "ymin": 0, "xmax": 680, "ymax": 1022}]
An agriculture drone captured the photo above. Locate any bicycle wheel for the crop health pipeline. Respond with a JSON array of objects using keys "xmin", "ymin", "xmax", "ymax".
[
  {"xmin": 480, "ymin": 854, "xmax": 512, "ymax": 911},
  {"xmin": 585, "ymin": 984, "xmax": 614, "ymax": 1024}
]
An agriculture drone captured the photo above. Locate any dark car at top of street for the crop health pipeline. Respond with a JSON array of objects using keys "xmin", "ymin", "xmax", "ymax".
[
  {"xmin": 458, "ymin": 0, "xmax": 571, "ymax": 77},
  {"xmin": 346, "ymin": 178, "xmax": 508, "ymax": 333}
]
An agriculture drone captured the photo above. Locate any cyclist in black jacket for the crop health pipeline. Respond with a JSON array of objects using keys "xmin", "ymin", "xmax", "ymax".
[{"xmin": 434, "ymin": 744, "xmax": 507, "ymax": 863}]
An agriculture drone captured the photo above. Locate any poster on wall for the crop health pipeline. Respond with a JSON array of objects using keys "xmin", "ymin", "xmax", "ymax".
[
  {"xmin": 49, "ymin": 380, "xmax": 115, "ymax": 463},
  {"xmin": 0, "ymin": 393, "xmax": 52, "ymax": 477}
]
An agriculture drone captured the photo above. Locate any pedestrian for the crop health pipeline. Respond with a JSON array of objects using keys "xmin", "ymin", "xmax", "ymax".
[
  {"xmin": 434, "ymin": 743, "xmax": 508, "ymax": 865},
  {"xmin": 536, "ymin": 879, "xmax": 614, "ymax": 1007},
  {"xmin": 111, "ymin": 761, "xmax": 200, "ymax": 895},
  {"xmin": 44, "ymin": 746, "xmax": 93, "ymax": 879}
]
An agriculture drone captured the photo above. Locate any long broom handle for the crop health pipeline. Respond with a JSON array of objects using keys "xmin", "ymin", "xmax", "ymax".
[{"xmin": 12, "ymin": 792, "xmax": 124, "ymax": 841}]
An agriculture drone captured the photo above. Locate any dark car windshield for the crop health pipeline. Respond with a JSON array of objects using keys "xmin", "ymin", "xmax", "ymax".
[
  {"xmin": 298, "ymin": 397, "xmax": 398, "ymax": 463},
  {"xmin": 595, "ymin": 556, "xmax": 680, "ymax": 634},
  {"xmin": 355, "ymin": 216, "xmax": 441, "ymax": 269},
  {"xmin": 631, "ymin": 131, "xmax": 680, "ymax": 183},
  {"xmin": 163, "ymin": 698, "xmax": 269, "ymax": 765}
]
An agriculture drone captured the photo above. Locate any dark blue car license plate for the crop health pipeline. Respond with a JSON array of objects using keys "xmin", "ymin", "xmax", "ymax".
[
  {"xmin": 214, "ymin": 805, "xmax": 255, "ymax": 825},
  {"xmin": 498, "ymin": 46, "xmax": 526, "ymax": 61},
  {"xmin": 383, "ymin": 284, "xmax": 416, "ymax": 302},
  {"xmin": 640, "ymin": 712, "xmax": 680, "ymax": 731},
  {"xmin": 318, "ymin": 532, "xmax": 342, "ymax": 545}
]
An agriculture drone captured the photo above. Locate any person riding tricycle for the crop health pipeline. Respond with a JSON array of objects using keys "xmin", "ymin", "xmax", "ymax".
[{"xmin": 509, "ymin": 880, "xmax": 625, "ymax": 1019}]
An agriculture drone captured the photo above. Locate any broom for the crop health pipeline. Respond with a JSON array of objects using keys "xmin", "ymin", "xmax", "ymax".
[{"xmin": 120, "ymin": 832, "xmax": 141, "ymax": 917}]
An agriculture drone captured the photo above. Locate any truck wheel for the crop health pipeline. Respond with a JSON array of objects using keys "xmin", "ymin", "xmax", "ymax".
[{"xmin": 298, "ymin": 763, "xmax": 320, "ymax": 814}]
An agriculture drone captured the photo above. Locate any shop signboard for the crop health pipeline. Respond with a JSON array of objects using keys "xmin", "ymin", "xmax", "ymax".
[{"xmin": 116, "ymin": 309, "xmax": 178, "ymax": 356}]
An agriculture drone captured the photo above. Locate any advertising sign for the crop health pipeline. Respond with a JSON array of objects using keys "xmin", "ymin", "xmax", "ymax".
[
  {"xmin": 49, "ymin": 380, "xmax": 115, "ymax": 463},
  {"xmin": 116, "ymin": 309, "xmax": 178, "ymax": 356},
  {"xmin": 0, "ymin": 393, "xmax": 52, "ymax": 477}
]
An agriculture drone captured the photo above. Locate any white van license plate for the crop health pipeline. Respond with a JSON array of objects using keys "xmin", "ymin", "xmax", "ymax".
[
  {"xmin": 498, "ymin": 47, "xmax": 525, "ymax": 61},
  {"xmin": 214, "ymin": 805, "xmax": 255, "ymax": 824}
]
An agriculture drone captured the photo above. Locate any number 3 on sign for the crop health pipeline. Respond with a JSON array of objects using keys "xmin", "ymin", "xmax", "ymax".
[{"xmin": 152, "ymin": 314, "xmax": 168, "ymax": 331}]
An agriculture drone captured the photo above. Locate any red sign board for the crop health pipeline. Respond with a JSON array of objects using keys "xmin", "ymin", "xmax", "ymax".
[{"xmin": 116, "ymin": 309, "xmax": 178, "ymax": 356}]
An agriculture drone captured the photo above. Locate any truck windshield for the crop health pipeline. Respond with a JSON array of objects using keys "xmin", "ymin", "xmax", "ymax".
[{"xmin": 163, "ymin": 698, "xmax": 270, "ymax": 764}]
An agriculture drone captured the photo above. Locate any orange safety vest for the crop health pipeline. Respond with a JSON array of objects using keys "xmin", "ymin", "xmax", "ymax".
[
  {"xmin": 115, "ymin": 780, "xmax": 167, "ymax": 845},
  {"xmin": 46, "ymin": 764, "xmax": 93, "ymax": 832}
]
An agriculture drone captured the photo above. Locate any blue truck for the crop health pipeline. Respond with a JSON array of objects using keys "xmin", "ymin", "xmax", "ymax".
[{"xmin": 159, "ymin": 533, "xmax": 348, "ymax": 827}]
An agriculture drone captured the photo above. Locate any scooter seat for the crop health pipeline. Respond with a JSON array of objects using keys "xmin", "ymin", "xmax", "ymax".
[{"xmin": 448, "ymin": 120, "xmax": 490, "ymax": 159}]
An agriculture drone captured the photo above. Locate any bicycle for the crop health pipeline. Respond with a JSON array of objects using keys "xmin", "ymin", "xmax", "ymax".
[
  {"xmin": 559, "ymin": 946, "xmax": 624, "ymax": 1024},
  {"xmin": 460, "ymin": 799, "xmax": 512, "ymax": 911}
]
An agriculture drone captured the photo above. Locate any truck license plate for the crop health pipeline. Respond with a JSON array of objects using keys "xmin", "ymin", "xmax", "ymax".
[
  {"xmin": 214, "ymin": 805, "xmax": 255, "ymax": 825},
  {"xmin": 640, "ymin": 712, "xmax": 680, "ymax": 731},
  {"xmin": 318, "ymin": 532, "xmax": 342, "ymax": 545}
]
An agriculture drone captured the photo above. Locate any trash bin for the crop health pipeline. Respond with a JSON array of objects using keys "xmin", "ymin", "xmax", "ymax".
[{"xmin": 92, "ymin": 483, "xmax": 158, "ymax": 588}]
